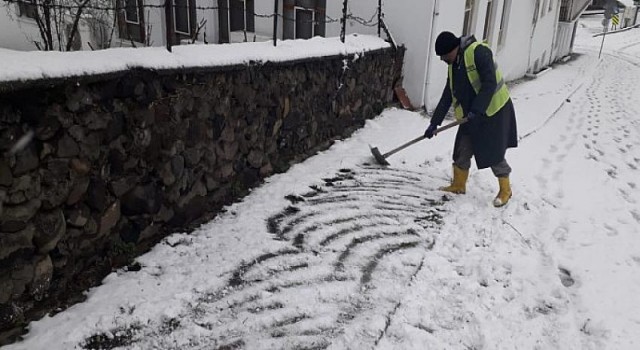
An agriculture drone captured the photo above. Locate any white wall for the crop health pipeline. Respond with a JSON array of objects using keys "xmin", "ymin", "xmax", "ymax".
[
  {"xmin": 408, "ymin": 0, "xmax": 561, "ymax": 111},
  {"xmin": 494, "ymin": 0, "xmax": 558, "ymax": 80},
  {"xmin": 0, "ymin": 3, "xmax": 43, "ymax": 51},
  {"xmin": 528, "ymin": 0, "xmax": 560, "ymax": 71},
  {"xmin": 382, "ymin": 0, "xmax": 432, "ymax": 108},
  {"xmin": 254, "ymin": 0, "xmax": 279, "ymax": 40},
  {"xmin": 324, "ymin": 0, "xmax": 378, "ymax": 38},
  {"xmin": 425, "ymin": 1, "xmax": 465, "ymax": 111}
]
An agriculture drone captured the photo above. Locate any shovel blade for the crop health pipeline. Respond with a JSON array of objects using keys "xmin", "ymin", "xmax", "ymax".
[{"xmin": 370, "ymin": 146, "xmax": 390, "ymax": 166}]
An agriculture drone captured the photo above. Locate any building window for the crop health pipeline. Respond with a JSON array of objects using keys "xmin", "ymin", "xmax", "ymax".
[
  {"xmin": 230, "ymin": 0, "xmax": 255, "ymax": 33},
  {"xmin": 124, "ymin": 0, "xmax": 140, "ymax": 24},
  {"xmin": 549, "ymin": 0, "xmax": 554, "ymax": 12},
  {"xmin": 218, "ymin": 0, "xmax": 254, "ymax": 43},
  {"xmin": 483, "ymin": 0, "xmax": 496, "ymax": 41},
  {"xmin": 174, "ymin": 0, "xmax": 195, "ymax": 35},
  {"xmin": 283, "ymin": 0, "xmax": 326, "ymax": 40},
  {"xmin": 498, "ymin": 0, "xmax": 511, "ymax": 48},
  {"xmin": 295, "ymin": 6, "xmax": 315, "ymax": 39},
  {"xmin": 463, "ymin": 0, "xmax": 475, "ymax": 35},
  {"xmin": 118, "ymin": 0, "xmax": 145, "ymax": 42},
  {"xmin": 18, "ymin": 0, "xmax": 38, "ymax": 19}
]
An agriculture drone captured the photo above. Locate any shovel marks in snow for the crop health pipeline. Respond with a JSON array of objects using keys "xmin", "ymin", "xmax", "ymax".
[{"xmin": 81, "ymin": 167, "xmax": 447, "ymax": 350}]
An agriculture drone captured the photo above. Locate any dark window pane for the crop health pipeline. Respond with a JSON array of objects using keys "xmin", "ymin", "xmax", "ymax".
[
  {"xmin": 19, "ymin": 0, "xmax": 38, "ymax": 19},
  {"xmin": 218, "ymin": 0, "xmax": 230, "ymax": 42},
  {"xmin": 125, "ymin": 0, "xmax": 139, "ymax": 23},
  {"xmin": 246, "ymin": 0, "xmax": 255, "ymax": 32},
  {"xmin": 174, "ymin": 0, "xmax": 190, "ymax": 34},
  {"xmin": 296, "ymin": 8, "xmax": 313, "ymax": 39},
  {"xmin": 230, "ymin": 0, "xmax": 245, "ymax": 31},
  {"xmin": 483, "ymin": 0, "xmax": 492, "ymax": 40}
]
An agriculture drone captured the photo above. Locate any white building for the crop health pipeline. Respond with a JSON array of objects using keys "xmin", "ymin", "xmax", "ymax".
[
  {"xmin": 1, "ymin": 0, "xmax": 111, "ymax": 51},
  {"xmin": 0, "ymin": 1, "xmax": 45, "ymax": 51},
  {"xmin": 377, "ymin": 0, "xmax": 590, "ymax": 111},
  {"xmin": 618, "ymin": 0, "xmax": 639, "ymax": 27}
]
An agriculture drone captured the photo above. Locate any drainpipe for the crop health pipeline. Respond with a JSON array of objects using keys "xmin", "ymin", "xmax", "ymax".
[
  {"xmin": 421, "ymin": 0, "xmax": 439, "ymax": 111},
  {"xmin": 550, "ymin": 1, "xmax": 561, "ymax": 63},
  {"xmin": 527, "ymin": 1, "xmax": 540, "ymax": 74}
]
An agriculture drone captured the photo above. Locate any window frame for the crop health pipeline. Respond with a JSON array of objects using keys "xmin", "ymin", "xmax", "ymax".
[
  {"xmin": 18, "ymin": 0, "xmax": 38, "ymax": 20},
  {"xmin": 294, "ymin": 5, "xmax": 316, "ymax": 39},
  {"xmin": 497, "ymin": 0, "xmax": 511, "ymax": 48},
  {"xmin": 482, "ymin": 0, "xmax": 496, "ymax": 41},
  {"xmin": 463, "ymin": 0, "xmax": 476, "ymax": 36},
  {"xmin": 229, "ymin": 0, "xmax": 255, "ymax": 34},
  {"xmin": 124, "ymin": 0, "xmax": 141, "ymax": 25},
  {"xmin": 118, "ymin": 0, "xmax": 146, "ymax": 42},
  {"xmin": 173, "ymin": 0, "xmax": 193, "ymax": 36}
]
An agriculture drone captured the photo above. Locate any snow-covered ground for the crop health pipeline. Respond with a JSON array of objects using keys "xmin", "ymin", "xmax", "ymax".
[{"xmin": 4, "ymin": 15, "xmax": 640, "ymax": 350}]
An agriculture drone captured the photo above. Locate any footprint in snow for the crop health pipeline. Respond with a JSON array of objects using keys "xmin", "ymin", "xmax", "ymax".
[{"xmin": 558, "ymin": 267, "xmax": 575, "ymax": 287}]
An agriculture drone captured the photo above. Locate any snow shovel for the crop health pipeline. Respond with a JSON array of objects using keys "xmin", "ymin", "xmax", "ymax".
[{"xmin": 370, "ymin": 118, "xmax": 467, "ymax": 166}]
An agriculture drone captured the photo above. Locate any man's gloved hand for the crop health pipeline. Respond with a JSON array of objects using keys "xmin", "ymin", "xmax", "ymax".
[
  {"xmin": 466, "ymin": 112, "xmax": 479, "ymax": 123},
  {"xmin": 424, "ymin": 123, "xmax": 438, "ymax": 139}
]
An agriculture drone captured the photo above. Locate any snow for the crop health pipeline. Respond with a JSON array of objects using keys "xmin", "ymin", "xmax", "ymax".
[
  {"xmin": 618, "ymin": 0, "xmax": 637, "ymax": 8},
  {"xmin": 3, "ymin": 16, "xmax": 640, "ymax": 350},
  {"xmin": 0, "ymin": 34, "xmax": 389, "ymax": 83}
]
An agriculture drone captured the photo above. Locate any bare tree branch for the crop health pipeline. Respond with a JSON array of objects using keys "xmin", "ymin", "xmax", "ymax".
[
  {"xmin": 65, "ymin": 0, "xmax": 91, "ymax": 51},
  {"xmin": 191, "ymin": 18, "xmax": 206, "ymax": 44}
]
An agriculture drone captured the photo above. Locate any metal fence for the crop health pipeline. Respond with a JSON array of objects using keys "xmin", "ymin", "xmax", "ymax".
[{"xmin": 3, "ymin": 0, "xmax": 394, "ymax": 52}]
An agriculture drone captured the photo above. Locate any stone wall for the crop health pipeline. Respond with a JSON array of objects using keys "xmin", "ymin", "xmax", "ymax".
[{"xmin": 0, "ymin": 47, "xmax": 404, "ymax": 343}]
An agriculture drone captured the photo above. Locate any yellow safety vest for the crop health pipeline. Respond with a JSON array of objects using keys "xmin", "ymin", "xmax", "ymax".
[{"xmin": 448, "ymin": 41, "xmax": 510, "ymax": 120}]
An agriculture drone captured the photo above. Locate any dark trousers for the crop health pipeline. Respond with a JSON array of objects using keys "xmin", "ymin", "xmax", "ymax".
[{"xmin": 453, "ymin": 133, "xmax": 512, "ymax": 177}]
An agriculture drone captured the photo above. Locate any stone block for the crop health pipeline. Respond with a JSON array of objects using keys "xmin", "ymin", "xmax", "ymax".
[
  {"xmin": 84, "ymin": 111, "xmax": 111, "ymax": 130},
  {"xmin": 122, "ymin": 185, "xmax": 160, "ymax": 215},
  {"xmin": 109, "ymin": 177, "xmax": 136, "ymax": 198},
  {"xmin": 57, "ymin": 133, "xmax": 80, "ymax": 158},
  {"xmin": 0, "ymin": 224, "xmax": 35, "ymax": 260},
  {"xmin": 6, "ymin": 174, "xmax": 41, "ymax": 205},
  {"xmin": 66, "ymin": 177, "xmax": 90, "ymax": 205},
  {"xmin": 0, "ymin": 199, "xmax": 41, "ymax": 233},
  {"xmin": 0, "ymin": 303, "xmax": 23, "ymax": 331},
  {"xmin": 33, "ymin": 209, "xmax": 65, "ymax": 254},
  {"xmin": 247, "ymin": 149, "xmax": 264, "ymax": 169},
  {"xmin": 30, "ymin": 255, "xmax": 52, "ymax": 301},
  {"xmin": 66, "ymin": 205, "xmax": 90, "ymax": 228},
  {"xmin": 99, "ymin": 201, "xmax": 120, "ymax": 237},
  {"xmin": 12, "ymin": 145, "xmax": 38, "ymax": 176},
  {"xmin": 41, "ymin": 180, "xmax": 70, "ymax": 210},
  {"xmin": 69, "ymin": 158, "xmax": 90, "ymax": 176},
  {"xmin": 87, "ymin": 179, "xmax": 108, "ymax": 212},
  {"xmin": 0, "ymin": 161, "xmax": 13, "ymax": 187}
]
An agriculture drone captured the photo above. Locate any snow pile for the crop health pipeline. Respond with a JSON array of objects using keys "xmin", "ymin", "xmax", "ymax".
[{"xmin": 0, "ymin": 34, "xmax": 389, "ymax": 84}]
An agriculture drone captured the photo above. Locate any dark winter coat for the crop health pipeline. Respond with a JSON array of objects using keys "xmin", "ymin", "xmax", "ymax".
[{"xmin": 430, "ymin": 35, "xmax": 518, "ymax": 169}]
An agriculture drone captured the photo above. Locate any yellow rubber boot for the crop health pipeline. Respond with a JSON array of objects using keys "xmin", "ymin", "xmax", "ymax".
[
  {"xmin": 440, "ymin": 166, "xmax": 469, "ymax": 194},
  {"xmin": 493, "ymin": 177, "xmax": 512, "ymax": 207}
]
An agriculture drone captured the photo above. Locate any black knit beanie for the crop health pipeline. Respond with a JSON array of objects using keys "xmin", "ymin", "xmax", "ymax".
[{"xmin": 435, "ymin": 31, "xmax": 460, "ymax": 56}]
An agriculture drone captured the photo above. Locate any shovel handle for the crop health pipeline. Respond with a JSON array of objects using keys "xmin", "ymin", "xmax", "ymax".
[
  {"xmin": 434, "ymin": 118, "xmax": 467, "ymax": 135},
  {"xmin": 382, "ymin": 118, "xmax": 467, "ymax": 158}
]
